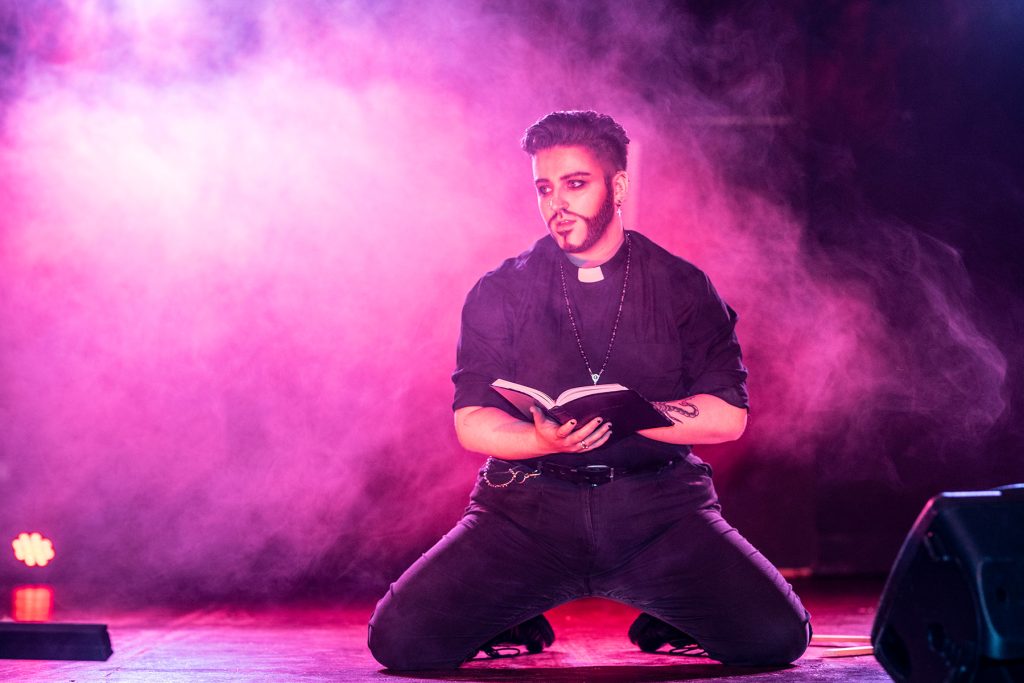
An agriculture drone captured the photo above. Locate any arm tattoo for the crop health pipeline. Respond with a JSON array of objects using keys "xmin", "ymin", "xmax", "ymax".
[{"xmin": 653, "ymin": 400, "xmax": 700, "ymax": 424}]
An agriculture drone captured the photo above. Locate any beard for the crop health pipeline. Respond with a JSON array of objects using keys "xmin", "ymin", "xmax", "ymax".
[{"xmin": 557, "ymin": 180, "xmax": 617, "ymax": 254}]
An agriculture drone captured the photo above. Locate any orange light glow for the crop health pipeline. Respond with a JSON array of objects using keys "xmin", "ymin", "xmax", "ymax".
[
  {"xmin": 12, "ymin": 532, "xmax": 56, "ymax": 567},
  {"xmin": 13, "ymin": 585, "xmax": 54, "ymax": 622}
]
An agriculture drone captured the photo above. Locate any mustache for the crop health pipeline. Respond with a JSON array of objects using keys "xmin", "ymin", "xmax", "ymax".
[{"xmin": 549, "ymin": 209, "xmax": 587, "ymax": 228}]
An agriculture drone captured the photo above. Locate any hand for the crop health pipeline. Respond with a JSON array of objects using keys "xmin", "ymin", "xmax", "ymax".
[{"xmin": 530, "ymin": 406, "xmax": 612, "ymax": 454}]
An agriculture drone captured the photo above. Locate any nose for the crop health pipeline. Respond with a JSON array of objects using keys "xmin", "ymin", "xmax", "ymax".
[{"xmin": 548, "ymin": 192, "xmax": 568, "ymax": 213}]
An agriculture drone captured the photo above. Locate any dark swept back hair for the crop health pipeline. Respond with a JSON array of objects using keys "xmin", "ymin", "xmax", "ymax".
[{"xmin": 520, "ymin": 110, "xmax": 630, "ymax": 173}]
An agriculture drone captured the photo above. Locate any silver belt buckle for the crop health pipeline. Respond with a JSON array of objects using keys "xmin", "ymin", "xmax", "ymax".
[{"xmin": 581, "ymin": 464, "xmax": 613, "ymax": 485}]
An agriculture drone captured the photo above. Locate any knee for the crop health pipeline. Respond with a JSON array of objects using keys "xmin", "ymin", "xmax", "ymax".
[
  {"xmin": 366, "ymin": 612, "xmax": 403, "ymax": 670},
  {"xmin": 715, "ymin": 612, "xmax": 811, "ymax": 666},
  {"xmin": 367, "ymin": 596, "xmax": 465, "ymax": 671},
  {"xmin": 367, "ymin": 620, "xmax": 427, "ymax": 671},
  {"xmin": 761, "ymin": 616, "xmax": 810, "ymax": 665}
]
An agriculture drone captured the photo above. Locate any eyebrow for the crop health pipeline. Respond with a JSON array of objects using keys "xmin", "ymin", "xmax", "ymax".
[{"xmin": 534, "ymin": 171, "xmax": 593, "ymax": 184}]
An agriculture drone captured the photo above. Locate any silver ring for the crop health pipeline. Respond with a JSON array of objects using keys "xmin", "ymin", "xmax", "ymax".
[{"xmin": 580, "ymin": 441, "xmax": 589, "ymax": 449}]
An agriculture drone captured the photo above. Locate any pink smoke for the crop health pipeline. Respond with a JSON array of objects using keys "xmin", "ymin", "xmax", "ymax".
[{"xmin": 0, "ymin": 0, "xmax": 1009, "ymax": 602}]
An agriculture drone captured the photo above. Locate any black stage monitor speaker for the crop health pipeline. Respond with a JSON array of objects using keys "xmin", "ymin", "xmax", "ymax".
[
  {"xmin": 872, "ymin": 485, "xmax": 1024, "ymax": 682},
  {"xmin": 0, "ymin": 622, "xmax": 113, "ymax": 660}
]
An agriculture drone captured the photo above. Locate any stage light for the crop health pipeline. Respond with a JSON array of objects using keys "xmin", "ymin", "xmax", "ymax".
[
  {"xmin": 12, "ymin": 532, "xmax": 55, "ymax": 568},
  {"xmin": 12, "ymin": 586, "xmax": 54, "ymax": 623},
  {"xmin": 1, "ymin": 539, "xmax": 113, "ymax": 661}
]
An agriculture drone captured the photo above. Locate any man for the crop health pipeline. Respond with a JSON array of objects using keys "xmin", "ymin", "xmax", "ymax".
[{"xmin": 368, "ymin": 110, "xmax": 810, "ymax": 670}]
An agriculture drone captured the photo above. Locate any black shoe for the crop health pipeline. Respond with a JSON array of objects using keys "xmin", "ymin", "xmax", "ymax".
[
  {"xmin": 628, "ymin": 612, "xmax": 702, "ymax": 654},
  {"xmin": 479, "ymin": 614, "xmax": 555, "ymax": 658}
]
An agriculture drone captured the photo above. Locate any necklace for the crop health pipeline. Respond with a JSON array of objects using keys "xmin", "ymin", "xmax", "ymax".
[{"xmin": 558, "ymin": 235, "xmax": 632, "ymax": 385}]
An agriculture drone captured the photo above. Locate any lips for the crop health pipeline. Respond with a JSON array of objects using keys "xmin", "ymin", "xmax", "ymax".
[
  {"xmin": 552, "ymin": 214, "xmax": 576, "ymax": 229},
  {"xmin": 554, "ymin": 221, "xmax": 576, "ymax": 239}
]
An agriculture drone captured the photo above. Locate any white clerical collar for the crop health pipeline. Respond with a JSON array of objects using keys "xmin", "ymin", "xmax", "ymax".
[{"xmin": 577, "ymin": 266, "xmax": 604, "ymax": 283}]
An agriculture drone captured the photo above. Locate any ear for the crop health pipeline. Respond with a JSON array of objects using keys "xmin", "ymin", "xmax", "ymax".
[{"xmin": 611, "ymin": 170, "xmax": 629, "ymax": 206}]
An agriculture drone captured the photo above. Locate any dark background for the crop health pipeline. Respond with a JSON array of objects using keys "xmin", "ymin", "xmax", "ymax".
[{"xmin": 612, "ymin": 0, "xmax": 1024, "ymax": 575}]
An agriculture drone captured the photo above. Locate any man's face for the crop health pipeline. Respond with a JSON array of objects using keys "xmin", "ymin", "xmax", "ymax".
[{"xmin": 532, "ymin": 145, "xmax": 615, "ymax": 254}]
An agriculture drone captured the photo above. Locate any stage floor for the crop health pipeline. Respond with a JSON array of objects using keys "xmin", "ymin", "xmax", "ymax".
[{"xmin": 1, "ymin": 578, "xmax": 890, "ymax": 681}]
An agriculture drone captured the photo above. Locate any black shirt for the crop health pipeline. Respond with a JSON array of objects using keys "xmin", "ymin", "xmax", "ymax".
[{"xmin": 452, "ymin": 231, "xmax": 748, "ymax": 468}]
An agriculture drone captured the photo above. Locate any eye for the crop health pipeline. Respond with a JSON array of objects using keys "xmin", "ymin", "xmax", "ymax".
[
  {"xmin": 567, "ymin": 179, "xmax": 586, "ymax": 189},
  {"xmin": 536, "ymin": 185, "xmax": 551, "ymax": 196}
]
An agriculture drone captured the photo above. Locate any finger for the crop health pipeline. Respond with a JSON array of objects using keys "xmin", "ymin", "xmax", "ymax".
[
  {"xmin": 577, "ymin": 423, "xmax": 612, "ymax": 452},
  {"xmin": 571, "ymin": 417, "xmax": 605, "ymax": 440},
  {"xmin": 531, "ymin": 406, "xmax": 557, "ymax": 429},
  {"xmin": 554, "ymin": 418, "xmax": 579, "ymax": 439},
  {"xmin": 530, "ymin": 406, "xmax": 543, "ymax": 427},
  {"xmin": 590, "ymin": 424, "xmax": 613, "ymax": 448}
]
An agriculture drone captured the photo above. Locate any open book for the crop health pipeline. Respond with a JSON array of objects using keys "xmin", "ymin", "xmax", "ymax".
[{"xmin": 490, "ymin": 379, "xmax": 672, "ymax": 437}]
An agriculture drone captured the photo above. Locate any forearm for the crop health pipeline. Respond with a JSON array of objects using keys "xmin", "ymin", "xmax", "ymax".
[
  {"xmin": 454, "ymin": 406, "xmax": 547, "ymax": 459},
  {"xmin": 637, "ymin": 394, "xmax": 747, "ymax": 445},
  {"xmin": 455, "ymin": 405, "xmax": 612, "ymax": 459}
]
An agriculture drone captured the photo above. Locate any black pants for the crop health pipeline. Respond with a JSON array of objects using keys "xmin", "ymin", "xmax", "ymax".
[{"xmin": 368, "ymin": 454, "xmax": 811, "ymax": 670}]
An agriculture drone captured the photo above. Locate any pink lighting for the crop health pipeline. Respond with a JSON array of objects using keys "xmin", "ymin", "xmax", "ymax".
[
  {"xmin": 12, "ymin": 585, "xmax": 55, "ymax": 623},
  {"xmin": 12, "ymin": 532, "xmax": 56, "ymax": 568},
  {"xmin": 0, "ymin": 0, "xmax": 1015, "ymax": 605}
]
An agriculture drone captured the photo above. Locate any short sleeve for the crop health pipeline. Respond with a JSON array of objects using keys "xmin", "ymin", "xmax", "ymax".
[
  {"xmin": 451, "ymin": 275, "xmax": 516, "ymax": 412},
  {"xmin": 681, "ymin": 273, "xmax": 749, "ymax": 410}
]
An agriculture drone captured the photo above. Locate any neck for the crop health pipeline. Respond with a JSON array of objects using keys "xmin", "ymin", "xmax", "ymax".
[{"xmin": 565, "ymin": 226, "xmax": 626, "ymax": 268}]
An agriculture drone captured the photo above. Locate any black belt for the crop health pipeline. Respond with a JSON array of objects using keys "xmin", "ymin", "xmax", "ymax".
[{"xmin": 536, "ymin": 457, "xmax": 680, "ymax": 487}]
